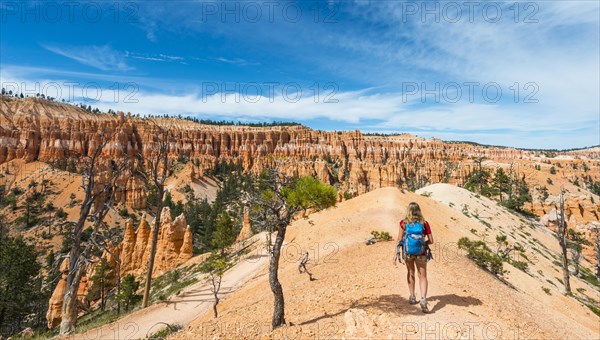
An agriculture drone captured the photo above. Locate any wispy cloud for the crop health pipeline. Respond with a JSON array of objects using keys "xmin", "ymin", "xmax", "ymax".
[
  {"xmin": 213, "ymin": 57, "xmax": 259, "ymax": 66},
  {"xmin": 43, "ymin": 44, "xmax": 133, "ymax": 72},
  {"xmin": 125, "ymin": 51, "xmax": 185, "ymax": 63}
]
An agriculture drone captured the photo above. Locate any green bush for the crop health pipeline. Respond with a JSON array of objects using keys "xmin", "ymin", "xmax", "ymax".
[
  {"xmin": 148, "ymin": 323, "xmax": 183, "ymax": 339},
  {"xmin": 370, "ymin": 231, "xmax": 392, "ymax": 241},
  {"xmin": 585, "ymin": 303, "xmax": 600, "ymax": 317},
  {"xmin": 343, "ymin": 191, "xmax": 353, "ymax": 200},
  {"xmin": 457, "ymin": 237, "xmax": 505, "ymax": 276},
  {"xmin": 542, "ymin": 287, "xmax": 551, "ymax": 295},
  {"xmin": 55, "ymin": 208, "xmax": 68, "ymax": 219},
  {"xmin": 117, "ymin": 274, "xmax": 142, "ymax": 312},
  {"xmin": 119, "ymin": 207, "xmax": 130, "ymax": 218},
  {"xmin": 510, "ymin": 260, "xmax": 528, "ymax": 272}
]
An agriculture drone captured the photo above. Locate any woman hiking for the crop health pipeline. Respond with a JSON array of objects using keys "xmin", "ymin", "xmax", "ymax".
[{"xmin": 393, "ymin": 202, "xmax": 434, "ymax": 313}]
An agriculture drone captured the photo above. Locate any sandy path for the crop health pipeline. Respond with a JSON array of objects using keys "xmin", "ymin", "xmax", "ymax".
[
  {"xmin": 175, "ymin": 187, "xmax": 599, "ymax": 339},
  {"xmin": 68, "ymin": 236, "xmax": 269, "ymax": 340}
]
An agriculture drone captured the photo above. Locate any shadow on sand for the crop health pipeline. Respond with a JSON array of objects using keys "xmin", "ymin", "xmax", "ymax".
[
  {"xmin": 298, "ymin": 294, "xmax": 425, "ymax": 325},
  {"xmin": 427, "ymin": 294, "xmax": 482, "ymax": 313},
  {"xmin": 298, "ymin": 293, "xmax": 483, "ymax": 325}
]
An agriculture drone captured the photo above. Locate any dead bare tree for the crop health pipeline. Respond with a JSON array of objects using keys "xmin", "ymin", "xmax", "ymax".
[
  {"xmin": 298, "ymin": 252, "xmax": 315, "ymax": 281},
  {"xmin": 139, "ymin": 123, "xmax": 172, "ymax": 308},
  {"xmin": 60, "ymin": 132, "xmax": 128, "ymax": 334},
  {"xmin": 556, "ymin": 189, "xmax": 571, "ymax": 294},
  {"xmin": 199, "ymin": 254, "xmax": 231, "ymax": 318}
]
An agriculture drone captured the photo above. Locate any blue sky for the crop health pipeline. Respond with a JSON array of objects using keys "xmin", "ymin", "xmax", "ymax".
[{"xmin": 1, "ymin": 0, "xmax": 598, "ymax": 149}]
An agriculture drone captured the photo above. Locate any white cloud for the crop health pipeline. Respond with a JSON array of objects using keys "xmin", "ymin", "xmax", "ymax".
[
  {"xmin": 43, "ymin": 44, "xmax": 133, "ymax": 72},
  {"xmin": 1, "ymin": 63, "xmax": 596, "ymax": 149}
]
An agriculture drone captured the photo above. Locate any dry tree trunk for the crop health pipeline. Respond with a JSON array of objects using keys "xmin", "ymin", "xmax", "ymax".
[
  {"xmin": 269, "ymin": 225, "xmax": 286, "ymax": 329},
  {"xmin": 557, "ymin": 191, "xmax": 571, "ymax": 294}
]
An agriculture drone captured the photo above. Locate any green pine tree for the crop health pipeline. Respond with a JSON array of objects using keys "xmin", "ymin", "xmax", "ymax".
[
  {"xmin": 211, "ymin": 212, "xmax": 236, "ymax": 255},
  {"xmin": 0, "ymin": 237, "xmax": 41, "ymax": 335},
  {"xmin": 87, "ymin": 261, "xmax": 115, "ymax": 311},
  {"xmin": 117, "ymin": 274, "xmax": 142, "ymax": 312}
]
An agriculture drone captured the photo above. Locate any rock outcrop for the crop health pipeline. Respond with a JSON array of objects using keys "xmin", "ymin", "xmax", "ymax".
[
  {"xmin": 45, "ymin": 207, "xmax": 194, "ymax": 329},
  {"xmin": 46, "ymin": 258, "xmax": 69, "ymax": 329},
  {"xmin": 117, "ymin": 207, "xmax": 194, "ymax": 278},
  {"xmin": 236, "ymin": 207, "xmax": 252, "ymax": 242}
]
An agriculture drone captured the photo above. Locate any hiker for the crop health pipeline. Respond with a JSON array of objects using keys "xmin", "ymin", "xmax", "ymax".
[{"xmin": 393, "ymin": 202, "xmax": 434, "ymax": 313}]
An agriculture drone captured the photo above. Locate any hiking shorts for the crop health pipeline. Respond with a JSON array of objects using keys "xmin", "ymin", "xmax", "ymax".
[{"xmin": 404, "ymin": 254, "xmax": 427, "ymax": 264}]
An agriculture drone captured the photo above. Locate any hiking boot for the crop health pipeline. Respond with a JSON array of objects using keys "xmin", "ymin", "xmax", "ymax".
[
  {"xmin": 408, "ymin": 295, "xmax": 417, "ymax": 305},
  {"xmin": 420, "ymin": 298, "xmax": 429, "ymax": 313}
]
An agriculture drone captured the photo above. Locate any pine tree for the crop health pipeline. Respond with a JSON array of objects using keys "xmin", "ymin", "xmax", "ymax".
[
  {"xmin": 0, "ymin": 237, "xmax": 41, "ymax": 335},
  {"xmin": 117, "ymin": 274, "xmax": 142, "ymax": 312},
  {"xmin": 492, "ymin": 168, "xmax": 510, "ymax": 202},
  {"xmin": 211, "ymin": 212, "xmax": 236, "ymax": 255},
  {"xmin": 87, "ymin": 261, "xmax": 115, "ymax": 311}
]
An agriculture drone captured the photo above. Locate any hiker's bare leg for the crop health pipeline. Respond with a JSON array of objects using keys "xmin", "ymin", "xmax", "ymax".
[
  {"xmin": 405, "ymin": 258, "xmax": 416, "ymax": 297},
  {"xmin": 416, "ymin": 259, "xmax": 428, "ymax": 299}
]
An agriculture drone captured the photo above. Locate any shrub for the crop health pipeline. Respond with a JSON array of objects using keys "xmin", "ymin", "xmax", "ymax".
[
  {"xmin": 586, "ymin": 304, "xmax": 600, "ymax": 317},
  {"xmin": 370, "ymin": 230, "xmax": 392, "ymax": 241},
  {"xmin": 542, "ymin": 287, "xmax": 551, "ymax": 295},
  {"xmin": 510, "ymin": 260, "xmax": 528, "ymax": 272},
  {"xmin": 457, "ymin": 237, "xmax": 505, "ymax": 276},
  {"xmin": 461, "ymin": 204, "xmax": 470, "ymax": 217},
  {"xmin": 148, "ymin": 323, "xmax": 183, "ymax": 339},
  {"xmin": 55, "ymin": 208, "xmax": 68, "ymax": 219},
  {"xmin": 343, "ymin": 191, "xmax": 353, "ymax": 200}
]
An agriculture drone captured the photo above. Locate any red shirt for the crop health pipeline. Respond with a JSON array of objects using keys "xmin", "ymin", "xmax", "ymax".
[{"xmin": 400, "ymin": 220, "xmax": 432, "ymax": 256}]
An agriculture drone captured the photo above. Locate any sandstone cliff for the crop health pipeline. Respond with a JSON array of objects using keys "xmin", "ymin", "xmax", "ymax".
[{"xmin": 0, "ymin": 97, "xmax": 564, "ymax": 201}]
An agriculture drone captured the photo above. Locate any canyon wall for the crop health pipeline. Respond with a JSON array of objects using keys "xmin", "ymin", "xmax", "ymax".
[
  {"xmin": 0, "ymin": 98, "xmax": 548, "ymax": 202},
  {"xmin": 2, "ymin": 97, "xmax": 598, "ymax": 224}
]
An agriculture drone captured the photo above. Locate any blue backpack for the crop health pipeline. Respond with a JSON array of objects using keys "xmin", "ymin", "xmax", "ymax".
[{"xmin": 403, "ymin": 221, "xmax": 425, "ymax": 256}]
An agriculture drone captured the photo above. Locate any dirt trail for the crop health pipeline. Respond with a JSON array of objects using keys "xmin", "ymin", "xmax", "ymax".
[
  {"xmin": 173, "ymin": 187, "xmax": 599, "ymax": 339},
  {"xmin": 67, "ymin": 234, "xmax": 269, "ymax": 340}
]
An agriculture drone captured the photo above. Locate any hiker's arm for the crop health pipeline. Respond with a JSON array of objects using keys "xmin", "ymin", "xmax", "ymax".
[
  {"xmin": 396, "ymin": 221, "xmax": 406, "ymax": 244},
  {"xmin": 425, "ymin": 222, "xmax": 434, "ymax": 245},
  {"xmin": 396, "ymin": 221, "xmax": 403, "ymax": 242},
  {"xmin": 393, "ymin": 221, "xmax": 403, "ymax": 264}
]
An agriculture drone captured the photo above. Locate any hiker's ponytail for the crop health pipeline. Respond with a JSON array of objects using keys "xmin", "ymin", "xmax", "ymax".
[{"xmin": 405, "ymin": 202, "xmax": 425, "ymax": 224}]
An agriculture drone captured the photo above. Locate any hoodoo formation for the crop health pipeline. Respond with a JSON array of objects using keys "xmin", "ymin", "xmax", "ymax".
[{"xmin": 45, "ymin": 207, "xmax": 193, "ymax": 328}]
